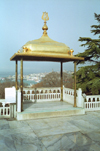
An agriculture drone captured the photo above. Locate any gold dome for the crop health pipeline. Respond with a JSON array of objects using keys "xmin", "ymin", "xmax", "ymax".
[
  {"xmin": 21, "ymin": 12, "xmax": 70, "ymax": 55},
  {"xmin": 22, "ymin": 34, "xmax": 70, "ymax": 55},
  {"xmin": 10, "ymin": 12, "xmax": 84, "ymax": 62}
]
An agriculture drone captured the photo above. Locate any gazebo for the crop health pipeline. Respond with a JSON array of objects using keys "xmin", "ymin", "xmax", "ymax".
[{"xmin": 10, "ymin": 12, "xmax": 84, "ymax": 112}]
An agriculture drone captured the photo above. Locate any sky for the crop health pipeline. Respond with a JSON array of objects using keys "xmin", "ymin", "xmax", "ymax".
[{"xmin": 0, "ymin": 0, "xmax": 100, "ymax": 75}]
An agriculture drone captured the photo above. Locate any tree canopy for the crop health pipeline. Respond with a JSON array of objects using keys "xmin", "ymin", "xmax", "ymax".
[{"xmin": 76, "ymin": 13, "xmax": 100, "ymax": 95}]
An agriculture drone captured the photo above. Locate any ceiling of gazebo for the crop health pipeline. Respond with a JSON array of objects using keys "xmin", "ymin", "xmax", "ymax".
[{"xmin": 10, "ymin": 12, "xmax": 84, "ymax": 62}]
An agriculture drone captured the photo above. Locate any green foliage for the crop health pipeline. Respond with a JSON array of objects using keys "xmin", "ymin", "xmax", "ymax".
[{"xmin": 76, "ymin": 13, "xmax": 100, "ymax": 95}]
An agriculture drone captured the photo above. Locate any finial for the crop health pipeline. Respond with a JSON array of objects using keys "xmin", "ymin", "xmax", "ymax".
[
  {"xmin": 42, "ymin": 12, "xmax": 49, "ymax": 35},
  {"xmin": 70, "ymin": 49, "xmax": 74, "ymax": 56}
]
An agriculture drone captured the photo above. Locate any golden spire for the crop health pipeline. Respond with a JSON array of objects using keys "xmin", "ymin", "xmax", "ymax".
[{"xmin": 42, "ymin": 12, "xmax": 49, "ymax": 36}]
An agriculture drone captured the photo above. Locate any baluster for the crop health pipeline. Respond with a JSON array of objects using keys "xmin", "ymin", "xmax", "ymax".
[
  {"xmin": 49, "ymin": 94, "xmax": 50, "ymax": 99},
  {"xmin": 89, "ymin": 103, "xmax": 90, "ymax": 109},
  {"xmin": 91, "ymin": 102, "xmax": 92, "ymax": 108},
  {"xmin": 96, "ymin": 103, "xmax": 98, "ymax": 108},
  {"xmin": 3, "ymin": 103, "xmax": 5, "ymax": 115},
  {"xmin": 6, "ymin": 107, "xmax": 8, "ymax": 115},
  {"xmin": 87, "ymin": 103, "xmax": 89, "ymax": 108},
  {"xmin": 90, "ymin": 102, "xmax": 91, "ymax": 108},
  {"xmin": 98, "ymin": 102, "xmax": 100, "ymax": 107},
  {"xmin": 8, "ymin": 108, "xmax": 10, "ymax": 115}
]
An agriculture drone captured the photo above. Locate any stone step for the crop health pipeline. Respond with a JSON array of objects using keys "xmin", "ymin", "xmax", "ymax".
[{"xmin": 17, "ymin": 108, "xmax": 85, "ymax": 120}]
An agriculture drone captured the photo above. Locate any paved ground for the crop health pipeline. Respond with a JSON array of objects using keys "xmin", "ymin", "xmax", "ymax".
[{"xmin": 0, "ymin": 111, "xmax": 100, "ymax": 151}]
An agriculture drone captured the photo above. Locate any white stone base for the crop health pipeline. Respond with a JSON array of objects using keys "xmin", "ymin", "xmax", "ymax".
[{"xmin": 17, "ymin": 101, "xmax": 85, "ymax": 120}]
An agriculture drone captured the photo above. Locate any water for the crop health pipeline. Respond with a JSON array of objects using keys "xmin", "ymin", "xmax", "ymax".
[
  {"xmin": 0, "ymin": 72, "xmax": 38, "ymax": 86},
  {"xmin": 0, "ymin": 79, "xmax": 37, "ymax": 85},
  {"xmin": 0, "ymin": 72, "xmax": 40, "ymax": 86}
]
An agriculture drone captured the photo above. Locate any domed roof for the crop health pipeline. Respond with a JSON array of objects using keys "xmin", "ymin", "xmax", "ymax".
[
  {"xmin": 20, "ymin": 12, "xmax": 70, "ymax": 55},
  {"xmin": 10, "ymin": 12, "xmax": 84, "ymax": 62},
  {"xmin": 21, "ymin": 34, "xmax": 70, "ymax": 55}
]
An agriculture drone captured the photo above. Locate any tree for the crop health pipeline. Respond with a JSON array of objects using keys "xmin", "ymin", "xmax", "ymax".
[
  {"xmin": 76, "ymin": 13, "xmax": 100, "ymax": 95},
  {"xmin": 32, "ymin": 71, "xmax": 74, "ymax": 89}
]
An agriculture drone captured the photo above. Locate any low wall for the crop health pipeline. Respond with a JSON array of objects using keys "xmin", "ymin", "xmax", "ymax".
[
  {"xmin": 0, "ymin": 102, "xmax": 10, "ymax": 118},
  {"xmin": 23, "ymin": 87, "xmax": 61, "ymax": 102},
  {"xmin": 63, "ymin": 87, "xmax": 84, "ymax": 108},
  {"xmin": 84, "ymin": 95, "xmax": 100, "ymax": 111}
]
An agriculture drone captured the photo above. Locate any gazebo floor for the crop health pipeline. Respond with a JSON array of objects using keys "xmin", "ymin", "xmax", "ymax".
[{"xmin": 17, "ymin": 101, "xmax": 85, "ymax": 120}]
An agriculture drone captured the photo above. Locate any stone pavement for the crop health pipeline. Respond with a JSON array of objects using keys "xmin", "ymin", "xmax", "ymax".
[{"xmin": 0, "ymin": 111, "xmax": 100, "ymax": 151}]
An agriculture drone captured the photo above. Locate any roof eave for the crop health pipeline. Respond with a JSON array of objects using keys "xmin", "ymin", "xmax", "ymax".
[{"xmin": 10, "ymin": 52, "xmax": 84, "ymax": 62}]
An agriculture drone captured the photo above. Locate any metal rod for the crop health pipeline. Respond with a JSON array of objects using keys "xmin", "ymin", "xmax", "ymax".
[
  {"xmin": 15, "ymin": 60, "xmax": 18, "ymax": 111},
  {"xmin": 20, "ymin": 58, "xmax": 23, "ymax": 111},
  {"xmin": 61, "ymin": 62, "xmax": 63, "ymax": 101},
  {"xmin": 74, "ymin": 61, "xmax": 76, "ymax": 107}
]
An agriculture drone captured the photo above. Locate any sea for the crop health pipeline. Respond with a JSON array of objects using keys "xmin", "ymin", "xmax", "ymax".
[{"xmin": 0, "ymin": 72, "xmax": 37, "ymax": 86}]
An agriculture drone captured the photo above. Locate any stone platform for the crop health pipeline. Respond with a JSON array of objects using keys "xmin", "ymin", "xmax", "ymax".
[
  {"xmin": 17, "ymin": 101, "xmax": 85, "ymax": 120},
  {"xmin": 1, "ymin": 111, "xmax": 100, "ymax": 150}
]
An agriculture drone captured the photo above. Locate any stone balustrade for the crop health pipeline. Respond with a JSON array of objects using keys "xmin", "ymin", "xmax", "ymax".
[
  {"xmin": 0, "ymin": 102, "xmax": 10, "ymax": 117},
  {"xmin": 1, "ymin": 86, "xmax": 100, "ymax": 118},
  {"xmin": 84, "ymin": 95, "xmax": 100, "ymax": 111},
  {"xmin": 63, "ymin": 87, "xmax": 75, "ymax": 104},
  {"xmin": 63, "ymin": 87, "xmax": 84, "ymax": 108},
  {"xmin": 23, "ymin": 87, "xmax": 61, "ymax": 102}
]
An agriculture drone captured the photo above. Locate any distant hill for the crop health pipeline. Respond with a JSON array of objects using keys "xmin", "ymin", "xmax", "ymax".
[{"xmin": 32, "ymin": 71, "xmax": 74, "ymax": 88}]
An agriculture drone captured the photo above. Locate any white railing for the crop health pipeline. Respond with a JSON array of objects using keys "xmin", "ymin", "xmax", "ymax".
[
  {"xmin": 63, "ymin": 87, "xmax": 75, "ymax": 105},
  {"xmin": 3, "ymin": 86, "xmax": 100, "ymax": 116},
  {"xmin": 0, "ymin": 103, "xmax": 10, "ymax": 118},
  {"xmin": 84, "ymin": 95, "xmax": 100, "ymax": 111},
  {"xmin": 23, "ymin": 87, "xmax": 61, "ymax": 102},
  {"xmin": 63, "ymin": 87, "xmax": 84, "ymax": 108}
]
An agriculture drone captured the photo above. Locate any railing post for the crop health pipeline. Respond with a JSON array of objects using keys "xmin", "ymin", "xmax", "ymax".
[
  {"xmin": 17, "ymin": 90, "xmax": 21, "ymax": 112},
  {"xmin": 15, "ymin": 60, "xmax": 18, "ymax": 111},
  {"xmin": 77, "ymin": 88, "xmax": 84, "ymax": 108},
  {"xmin": 61, "ymin": 62, "xmax": 63, "ymax": 101},
  {"xmin": 35, "ymin": 88, "xmax": 37, "ymax": 103},
  {"xmin": 2, "ymin": 102, "xmax": 5, "ymax": 115},
  {"xmin": 74, "ymin": 61, "xmax": 76, "ymax": 107},
  {"xmin": 20, "ymin": 58, "xmax": 23, "ymax": 111}
]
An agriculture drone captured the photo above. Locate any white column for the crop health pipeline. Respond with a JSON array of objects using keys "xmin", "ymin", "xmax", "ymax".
[
  {"xmin": 17, "ymin": 90, "xmax": 21, "ymax": 112},
  {"xmin": 77, "ymin": 88, "xmax": 84, "ymax": 108}
]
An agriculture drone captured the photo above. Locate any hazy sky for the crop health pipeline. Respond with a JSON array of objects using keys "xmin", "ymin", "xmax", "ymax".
[{"xmin": 0, "ymin": 0, "xmax": 100, "ymax": 75}]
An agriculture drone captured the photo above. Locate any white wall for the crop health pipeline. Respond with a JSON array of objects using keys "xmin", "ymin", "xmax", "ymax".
[{"xmin": 5, "ymin": 87, "xmax": 16, "ymax": 103}]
